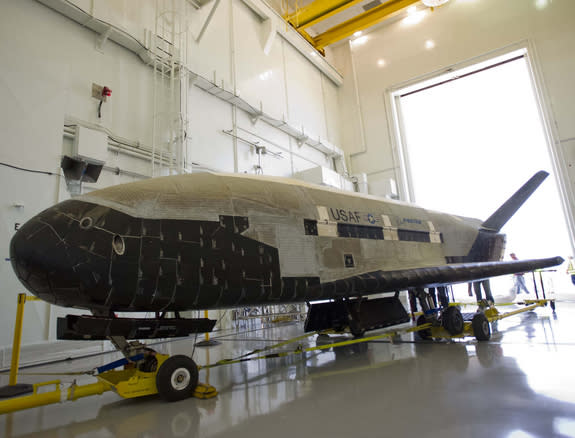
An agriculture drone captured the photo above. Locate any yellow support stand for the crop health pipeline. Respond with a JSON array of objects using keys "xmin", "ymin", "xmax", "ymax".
[
  {"xmin": 0, "ymin": 295, "xmax": 217, "ymax": 414},
  {"xmin": 9, "ymin": 293, "xmax": 40, "ymax": 385},
  {"xmin": 195, "ymin": 309, "xmax": 220, "ymax": 347},
  {"xmin": 203, "ymin": 309, "xmax": 210, "ymax": 343},
  {"xmin": 0, "ymin": 293, "xmax": 42, "ymax": 400},
  {"xmin": 193, "ymin": 383, "xmax": 218, "ymax": 399},
  {"xmin": 0, "ymin": 349, "xmax": 216, "ymax": 414},
  {"xmin": 9, "ymin": 293, "xmax": 26, "ymax": 385}
]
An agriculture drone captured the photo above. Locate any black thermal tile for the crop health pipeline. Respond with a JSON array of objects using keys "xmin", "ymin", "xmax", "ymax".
[{"xmin": 142, "ymin": 219, "xmax": 161, "ymax": 237}]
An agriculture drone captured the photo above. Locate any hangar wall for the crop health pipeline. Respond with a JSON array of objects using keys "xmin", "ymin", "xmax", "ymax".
[
  {"xmin": 330, "ymin": 0, "xmax": 575, "ymax": 209},
  {"xmin": 0, "ymin": 0, "xmax": 343, "ymax": 361}
]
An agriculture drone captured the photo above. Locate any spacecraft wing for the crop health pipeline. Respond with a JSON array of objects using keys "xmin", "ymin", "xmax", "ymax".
[{"xmin": 313, "ymin": 256, "xmax": 564, "ymax": 296}]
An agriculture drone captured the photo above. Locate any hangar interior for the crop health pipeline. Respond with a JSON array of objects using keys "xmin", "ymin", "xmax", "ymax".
[{"xmin": 2, "ymin": 0, "xmax": 575, "ymax": 436}]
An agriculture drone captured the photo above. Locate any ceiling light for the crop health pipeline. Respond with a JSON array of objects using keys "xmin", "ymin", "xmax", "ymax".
[
  {"xmin": 402, "ymin": 7, "xmax": 426, "ymax": 25},
  {"xmin": 425, "ymin": 39, "xmax": 436, "ymax": 49},
  {"xmin": 377, "ymin": 59, "xmax": 386, "ymax": 67},
  {"xmin": 258, "ymin": 70, "xmax": 272, "ymax": 80},
  {"xmin": 351, "ymin": 35, "xmax": 368, "ymax": 46},
  {"xmin": 353, "ymin": 31, "xmax": 363, "ymax": 37},
  {"xmin": 535, "ymin": 0, "xmax": 550, "ymax": 9},
  {"xmin": 421, "ymin": 0, "xmax": 450, "ymax": 6}
]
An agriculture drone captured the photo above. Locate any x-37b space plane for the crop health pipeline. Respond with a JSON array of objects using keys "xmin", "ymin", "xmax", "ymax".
[{"xmin": 10, "ymin": 171, "xmax": 561, "ymax": 359}]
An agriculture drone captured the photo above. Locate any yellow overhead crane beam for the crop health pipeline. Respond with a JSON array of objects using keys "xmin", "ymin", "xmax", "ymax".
[
  {"xmin": 285, "ymin": 0, "xmax": 366, "ymax": 30},
  {"xmin": 313, "ymin": 0, "xmax": 420, "ymax": 49},
  {"xmin": 303, "ymin": 0, "xmax": 420, "ymax": 50}
]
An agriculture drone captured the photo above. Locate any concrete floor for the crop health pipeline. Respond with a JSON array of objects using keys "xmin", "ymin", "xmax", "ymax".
[{"xmin": 2, "ymin": 300, "xmax": 575, "ymax": 438}]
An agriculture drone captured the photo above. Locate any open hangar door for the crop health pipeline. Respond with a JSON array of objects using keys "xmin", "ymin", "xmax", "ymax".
[{"xmin": 391, "ymin": 48, "xmax": 573, "ymax": 301}]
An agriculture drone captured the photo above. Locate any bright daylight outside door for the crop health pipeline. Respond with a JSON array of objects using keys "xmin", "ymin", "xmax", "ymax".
[{"xmin": 396, "ymin": 54, "xmax": 572, "ymax": 298}]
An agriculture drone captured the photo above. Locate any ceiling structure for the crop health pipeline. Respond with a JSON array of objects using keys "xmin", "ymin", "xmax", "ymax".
[{"xmin": 278, "ymin": 0, "xmax": 447, "ymax": 53}]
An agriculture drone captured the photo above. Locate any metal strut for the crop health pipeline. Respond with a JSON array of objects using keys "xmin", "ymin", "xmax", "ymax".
[
  {"xmin": 413, "ymin": 287, "xmax": 436, "ymax": 316},
  {"xmin": 108, "ymin": 336, "xmax": 148, "ymax": 360}
]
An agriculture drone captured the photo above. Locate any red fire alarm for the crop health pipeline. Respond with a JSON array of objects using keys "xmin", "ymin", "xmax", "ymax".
[{"xmin": 97, "ymin": 86, "xmax": 112, "ymax": 118}]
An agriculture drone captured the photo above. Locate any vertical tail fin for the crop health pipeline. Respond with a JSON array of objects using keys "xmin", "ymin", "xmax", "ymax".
[{"xmin": 480, "ymin": 171, "xmax": 549, "ymax": 232}]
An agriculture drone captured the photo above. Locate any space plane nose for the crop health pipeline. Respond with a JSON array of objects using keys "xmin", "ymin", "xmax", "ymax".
[
  {"xmin": 9, "ymin": 204, "xmax": 89, "ymax": 306},
  {"xmin": 10, "ymin": 214, "xmax": 59, "ymax": 303},
  {"xmin": 9, "ymin": 200, "xmax": 118, "ymax": 310}
]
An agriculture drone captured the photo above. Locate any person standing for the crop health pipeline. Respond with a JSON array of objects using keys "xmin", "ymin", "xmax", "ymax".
[
  {"xmin": 474, "ymin": 280, "xmax": 495, "ymax": 303},
  {"xmin": 510, "ymin": 252, "xmax": 530, "ymax": 295},
  {"xmin": 566, "ymin": 256, "xmax": 575, "ymax": 286}
]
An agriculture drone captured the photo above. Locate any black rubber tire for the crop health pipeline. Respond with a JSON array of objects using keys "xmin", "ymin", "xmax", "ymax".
[
  {"xmin": 156, "ymin": 355, "xmax": 199, "ymax": 402},
  {"xmin": 416, "ymin": 315, "xmax": 432, "ymax": 341},
  {"xmin": 472, "ymin": 313, "xmax": 491, "ymax": 341},
  {"xmin": 442, "ymin": 307, "xmax": 464, "ymax": 335},
  {"xmin": 139, "ymin": 355, "xmax": 159, "ymax": 373}
]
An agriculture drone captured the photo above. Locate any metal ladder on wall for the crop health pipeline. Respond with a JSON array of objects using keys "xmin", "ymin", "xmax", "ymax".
[{"xmin": 151, "ymin": 0, "xmax": 190, "ymax": 177}]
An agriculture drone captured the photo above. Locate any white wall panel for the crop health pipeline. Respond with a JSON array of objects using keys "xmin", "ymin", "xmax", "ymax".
[
  {"xmin": 284, "ymin": 42, "xmax": 328, "ymax": 141},
  {"xmin": 233, "ymin": 1, "xmax": 287, "ymax": 121},
  {"xmin": 234, "ymin": 110, "xmax": 330, "ymax": 177},
  {"xmin": 321, "ymin": 74, "xmax": 341, "ymax": 147},
  {"xmin": 188, "ymin": 0, "xmax": 233, "ymax": 91},
  {"xmin": 11, "ymin": 1, "xmax": 159, "ymax": 149},
  {"xmin": 0, "ymin": 170, "xmax": 58, "ymax": 347},
  {"xmin": 235, "ymin": 111, "xmax": 293, "ymax": 176},
  {"xmin": 94, "ymin": 0, "xmax": 155, "ymax": 41},
  {"xmin": 292, "ymin": 152, "xmax": 324, "ymax": 176},
  {"xmin": 0, "ymin": 2, "xmax": 66, "ymax": 347},
  {"xmin": 293, "ymin": 143, "xmax": 331, "ymax": 173},
  {"xmin": 64, "ymin": 42, "xmax": 156, "ymax": 148},
  {"xmin": 68, "ymin": 0, "xmax": 92, "ymax": 13},
  {"xmin": 562, "ymin": 139, "xmax": 575, "ymax": 189},
  {"xmin": 331, "ymin": 45, "xmax": 364, "ymax": 158},
  {"xmin": 0, "ymin": 10, "xmax": 66, "ymax": 172},
  {"xmin": 187, "ymin": 86, "xmax": 234, "ymax": 172}
]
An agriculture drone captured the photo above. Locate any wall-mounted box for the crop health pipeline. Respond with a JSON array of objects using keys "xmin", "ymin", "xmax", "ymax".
[
  {"xmin": 73, "ymin": 125, "xmax": 108, "ymax": 164},
  {"xmin": 294, "ymin": 166, "xmax": 353, "ymax": 192}
]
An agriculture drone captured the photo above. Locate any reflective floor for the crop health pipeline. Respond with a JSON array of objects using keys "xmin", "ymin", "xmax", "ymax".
[{"xmin": 3, "ymin": 300, "xmax": 575, "ymax": 438}]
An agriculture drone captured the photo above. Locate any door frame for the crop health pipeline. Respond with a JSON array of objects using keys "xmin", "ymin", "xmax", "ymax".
[{"xmin": 385, "ymin": 40, "xmax": 575, "ymax": 254}]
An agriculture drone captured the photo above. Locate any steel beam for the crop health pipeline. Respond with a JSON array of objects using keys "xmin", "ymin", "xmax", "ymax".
[
  {"xmin": 286, "ymin": 0, "xmax": 365, "ymax": 30},
  {"xmin": 312, "ymin": 0, "xmax": 420, "ymax": 49},
  {"xmin": 298, "ymin": 28, "xmax": 326, "ymax": 55}
]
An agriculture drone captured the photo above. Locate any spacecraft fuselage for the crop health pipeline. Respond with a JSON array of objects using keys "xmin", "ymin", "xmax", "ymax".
[{"xmin": 9, "ymin": 172, "xmax": 561, "ymax": 313}]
